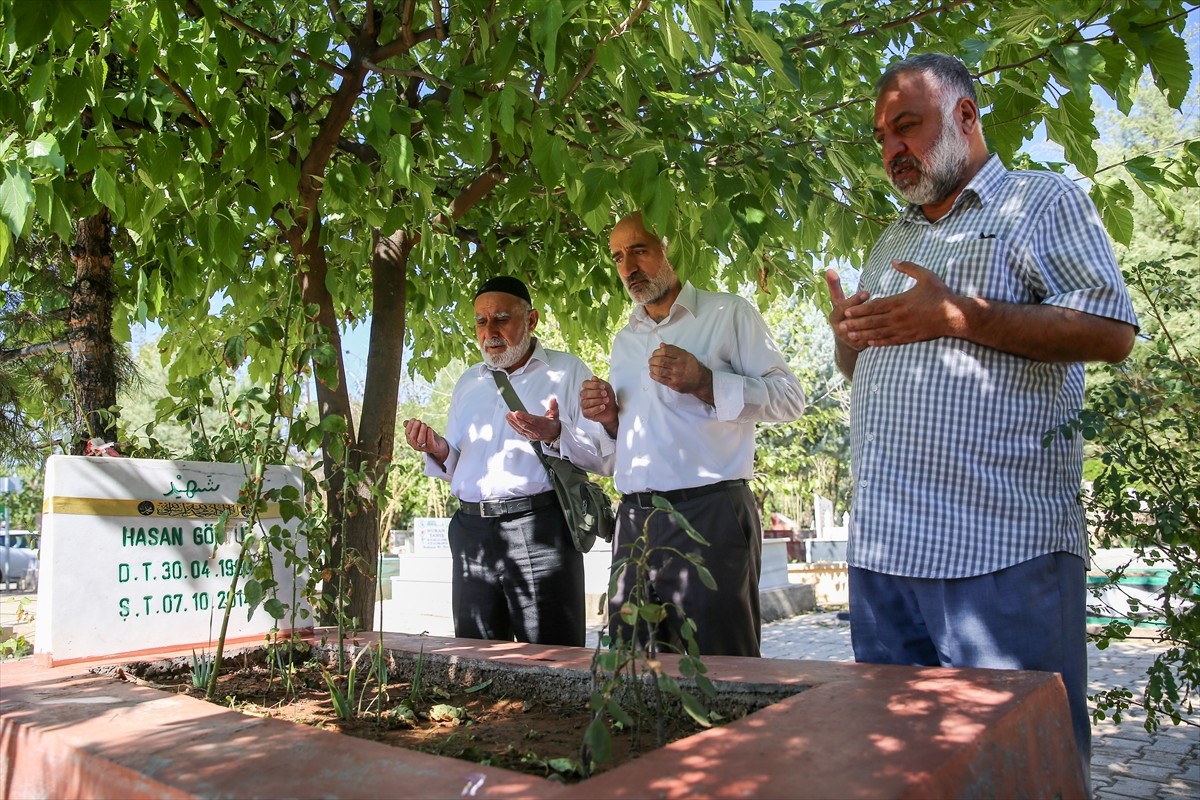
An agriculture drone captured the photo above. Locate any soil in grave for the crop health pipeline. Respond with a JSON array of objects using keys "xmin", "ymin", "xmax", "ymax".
[{"xmin": 118, "ymin": 657, "xmax": 710, "ymax": 782}]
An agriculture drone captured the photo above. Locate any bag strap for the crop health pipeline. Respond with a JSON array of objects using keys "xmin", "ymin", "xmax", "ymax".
[{"xmin": 491, "ymin": 369, "xmax": 551, "ymax": 465}]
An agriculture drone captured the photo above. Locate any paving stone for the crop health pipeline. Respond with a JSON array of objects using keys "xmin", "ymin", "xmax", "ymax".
[
  {"xmin": 1099, "ymin": 761, "xmax": 1182, "ymax": 782},
  {"xmin": 1144, "ymin": 737, "xmax": 1198, "ymax": 754},
  {"xmin": 1102, "ymin": 774, "xmax": 1172, "ymax": 799}
]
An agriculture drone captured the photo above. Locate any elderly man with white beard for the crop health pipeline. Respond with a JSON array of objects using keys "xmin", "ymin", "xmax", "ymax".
[
  {"xmin": 824, "ymin": 53, "xmax": 1138, "ymax": 780},
  {"xmin": 403, "ymin": 276, "xmax": 613, "ymax": 646}
]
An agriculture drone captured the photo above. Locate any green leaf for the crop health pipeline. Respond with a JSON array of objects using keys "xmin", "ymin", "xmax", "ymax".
[
  {"xmin": 12, "ymin": 0, "xmax": 56, "ymax": 50},
  {"xmin": 729, "ymin": 193, "xmax": 769, "ymax": 250},
  {"xmin": 1044, "ymin": 91, "xmax": 1098, "ymax": 177},
  {"xmin": 70, "ymin": 0, "xmax": 111, "ymax": 27},
  {"xmin": 1138, "ymin": 26, "xmax": 1193, "ymax": 110},
  {"xmin": 583, "ymin": 717, "xmax": 612, "ymax": 764},
  {"xmin": 0, "ymin": 222, "xmax": 11, "ymax": 266},
  {"xmin": 1050, "ymin": 43, "xmax": 1105, "ymax": 98},
  {"xmin": 0, "ymin": 166, "xmax": 34, "ymax": 237},
  {"xmin": 680, "ymin": 690, "xmax": 712, "ymax": 727},
  {"xmin": 247, "ymin": 318, "xmax": 285, "ymax": 347},
  {"xmin": 547, "ymin": 758, "xmax": 578, "ymax": 775},
  {"xmin": 25, "ymin": 134, "xmax": 65, "ymax": 174},
  {"xmin": 696, "ymin": 564, "xmax": 718, "ymax": 591},
  {"xmin": 1090, "ymin": 180, "xmax": 1134, "ymax": 246},
  {"xmin": 604, "ymin": 698, "xmax": 634, "ymax": 728},
  {"xmin": 262, "ymin": 598, "xmax": 285, "ymax": 620},
  {"xmin": 638, "ymin": 603, "xmax": 666, "ymax": 623},
  {"xmin": 242, "ymin": 577, "xmax": 263, "ymax": 609},
  {"xmin": 497, "ymin": 85, "xmax": 516, "ymax": 135},
  {"xmin": 92, "ymin": 165, "xmax": 119, "ymax": 210},
  {"xmin": 534, "ymin": 0, "xmax": 563, "ymax": 74},
  {"xmin": 223, "ymin": 335, "xmax": 247, "ymax": 368}
]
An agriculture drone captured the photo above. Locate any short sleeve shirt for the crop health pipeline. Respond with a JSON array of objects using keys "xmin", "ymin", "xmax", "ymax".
[{"xmin": 847, "ymin": 155, "xmax": 1138, "ymax": 578}]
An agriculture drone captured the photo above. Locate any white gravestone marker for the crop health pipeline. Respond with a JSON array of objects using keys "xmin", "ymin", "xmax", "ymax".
[{"xmin": 36, "ymin": 455, "xmax": 309, "ymax": 665}]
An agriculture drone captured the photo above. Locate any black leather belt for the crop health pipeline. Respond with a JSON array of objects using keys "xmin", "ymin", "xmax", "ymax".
[
  {"xmin": 459, "ymin": 490, "xmax": 558, "ymax": 518},
  {"xmin": 620, "ymin": 479, "xmax": 747, "ymax": 509}
]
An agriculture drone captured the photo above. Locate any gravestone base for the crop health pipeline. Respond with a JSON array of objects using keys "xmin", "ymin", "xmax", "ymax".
[
  {"xmin": 760, "ymin": 582, "xmax": 817, "ymax": 621},
  {"xmin": 1, "ymin": 631, "xmax": 1086, "ymax": 799}
]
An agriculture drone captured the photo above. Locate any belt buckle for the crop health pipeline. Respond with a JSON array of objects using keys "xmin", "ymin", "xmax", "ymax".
[
  {"xmin": 479, "ymin": 500, "xmax": 503, "ymax": 518},
  {"xmin": 635, "ymin": 492, "xmax": 655, "ymax": 509}
]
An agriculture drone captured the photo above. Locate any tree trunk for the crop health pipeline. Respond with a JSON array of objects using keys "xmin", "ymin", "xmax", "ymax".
[
  {"xmin": 288, "ymin": 219, "xmax": 358, "ymax": 627},
  {"xmin": 67, "ymin": 209, "xmax": 117, "ymax": 455},
  {"xmin": 341, "ymin": 229, "xmax": 412, "ymax": 629}
]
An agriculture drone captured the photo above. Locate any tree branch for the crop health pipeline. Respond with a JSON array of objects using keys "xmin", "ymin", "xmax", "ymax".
[
  {"xmin": 561, "ymin": 0, "xmax": 651, "ymax": 107},
  {"xmin": 152, "ymin": 64, "xmax": 212, "ymax": 128},
  {"xmin": 363, "ymin": 59, "xmax": 453, "ymax": 88},
  {"xmin": 327, "ymin": 0, "xmax": 346, "ymax": 26},
  {"xmin": 188, "ymin": 0, "xmax": 349, "ymax": 77},
  {"xmin": 373, "ymin": 26, "xmax": 444, "ymax": 62},
  {"xmin": 0, "ymin": 340, "xmax": 70, "ymax": 362}
]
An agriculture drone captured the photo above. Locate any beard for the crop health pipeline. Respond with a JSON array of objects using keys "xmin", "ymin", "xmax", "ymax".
[
  {"xmin": 481, "ymin": 324, "xmax": 532, "ymax": 370},
  {"xmin": 887, "ymin": 112, "xmax": 971, "ymax": 206},
  {"xmin": 624, "ymin": 267, "xmax": 676, "ymax": 307}
]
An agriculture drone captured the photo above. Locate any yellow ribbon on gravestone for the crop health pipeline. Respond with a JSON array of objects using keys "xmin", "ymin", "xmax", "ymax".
[{"xmin": 42, "ymin": 496, "xmax": 281, "ymax": 519}]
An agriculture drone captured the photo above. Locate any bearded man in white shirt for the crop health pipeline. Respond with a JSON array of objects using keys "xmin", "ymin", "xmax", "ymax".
[
  {"xmin": 581, "ymin": 213, "xmax": 806, "ymax": 657},
  {"xmin": 404, "ymin": 277, "xmax": 613, "ymax": 646}
]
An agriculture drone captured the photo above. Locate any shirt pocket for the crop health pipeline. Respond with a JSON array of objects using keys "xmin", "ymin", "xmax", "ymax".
[{"xmin": 944, "ymin": 238, "xmax": 1030, "ymax": 302}]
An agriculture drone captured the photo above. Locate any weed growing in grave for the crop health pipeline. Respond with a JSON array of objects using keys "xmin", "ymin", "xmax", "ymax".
[
  {"xmin": 190, "ymin": 649, "xmax": 215, "ymax": 689},
  {"xmin": 582, "ymin": 495, "xmax": 719, "ymax": 776}
]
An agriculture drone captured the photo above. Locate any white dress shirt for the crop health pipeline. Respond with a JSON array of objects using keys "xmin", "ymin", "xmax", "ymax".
[
  {"xmin": 608, "ymin": 282, "xmax": 805, "ymax": 494},
  {"xmin": 426, "ymin": 340, "xmax": 614, "ymax": 502}
]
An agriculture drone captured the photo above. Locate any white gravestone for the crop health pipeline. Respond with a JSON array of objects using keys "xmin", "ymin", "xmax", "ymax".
[{"xmin": 36, "ymin": 455, "xmax": 309, "ymax": 666}]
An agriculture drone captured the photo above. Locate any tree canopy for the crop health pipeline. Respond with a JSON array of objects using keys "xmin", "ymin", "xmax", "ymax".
[{"xmin": 1, "ymin": 0, "xmax": 1196, "ymax": 624}]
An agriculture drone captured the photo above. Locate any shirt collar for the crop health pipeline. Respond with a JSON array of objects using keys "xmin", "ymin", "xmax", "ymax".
[
  {"xmin": 628, "ymin": 281, "xmax": 698, "ymax": 331},
  {"xmin": 900, "ymin": 153, "xmax": 1006, "ymax": 224},
  {"xmin": 474, "ymin": 338, "xmax": 548, "ymax": 377}
]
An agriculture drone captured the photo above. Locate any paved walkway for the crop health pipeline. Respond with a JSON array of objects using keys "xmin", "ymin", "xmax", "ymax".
[{"xmin": 5, "ymin": 591, "xmax": 1195, "ymax": 798}]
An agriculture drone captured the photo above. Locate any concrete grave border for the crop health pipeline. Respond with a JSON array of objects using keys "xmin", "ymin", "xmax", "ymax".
[{"xmin": 1, "ymin": 630, "xmax": 1087, "ymax": 799}]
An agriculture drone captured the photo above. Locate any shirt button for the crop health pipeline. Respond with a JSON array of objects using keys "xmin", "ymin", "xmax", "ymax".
[
  {"xmin": 871, "ymin": 384, "xmax": 880, "ymax": 394},
  {"xmin": 860, "ymin": 479, "xmax": 869, "ymax": 489},
  {"xmin": 866, "ymin": 432, "xmax": 876, "ymax": 442}
]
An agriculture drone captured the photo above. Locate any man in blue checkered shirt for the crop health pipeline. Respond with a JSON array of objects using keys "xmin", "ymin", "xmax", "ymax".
[{"xmin": 825, "ymin": 53, "xmax": 1138, "ymax": 780}]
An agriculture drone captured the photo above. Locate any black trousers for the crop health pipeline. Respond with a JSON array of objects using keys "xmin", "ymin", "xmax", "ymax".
[
  {"xmin": 607, "ymin": 483, "xmax": 762, "ymax": 657},
  {"xmin": 448, "ymin": 502, "xmax": 585, "ymax": 647}
]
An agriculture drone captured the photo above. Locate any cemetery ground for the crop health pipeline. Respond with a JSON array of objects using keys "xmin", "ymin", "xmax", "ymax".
[{"xmin": 3, "ymin": 589, "xmax": 1196, "ymax": 798}]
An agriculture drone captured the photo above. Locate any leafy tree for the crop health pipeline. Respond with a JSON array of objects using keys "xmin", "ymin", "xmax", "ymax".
[
  {"xmin": 1076, "ymin": 76, "xmax": 1199, "ymax": 731},
  {"xmin": 0, "ymin": 0, "xmax": 1194, "ymax": 628}
]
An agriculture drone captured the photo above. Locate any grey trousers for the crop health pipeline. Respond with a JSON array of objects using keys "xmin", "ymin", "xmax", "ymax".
[
  {"xmin": 448, "ymin": 503, "xmax": 585, "ymax": 647},
  {"xmin": 608, "ymin": 483, "xmax": 762, "ymax": 657}
]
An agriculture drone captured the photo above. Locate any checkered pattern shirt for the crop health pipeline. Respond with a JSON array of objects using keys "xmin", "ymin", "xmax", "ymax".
[{"xmin": 847, "ymin": 155, "xmax": 1138, "ymax": 578}]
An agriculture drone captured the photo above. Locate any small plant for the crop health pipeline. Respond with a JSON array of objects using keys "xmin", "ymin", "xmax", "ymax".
[
  {"xmin": 320, "ymin": 642, "xmax": 391, "ymax": 721},
  {"xmin": 190, "ymin": 649, "xmax": 215, "ymax": 689},
  {"xmin": 1, "ymin": 633, "xmax": 32, "ymax": 659},
  {"xmin": 582, "ymin": 495, "xmax": 719, "ymax": 776},
  {"xmin": 409, "ymin": 641, "xmax": 426, "ymax": 706}
]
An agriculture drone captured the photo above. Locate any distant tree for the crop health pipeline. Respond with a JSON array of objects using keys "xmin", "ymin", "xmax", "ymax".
[{"xmin": 754, "ymin": 293, "xmax": 851, "ymax": 525}]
